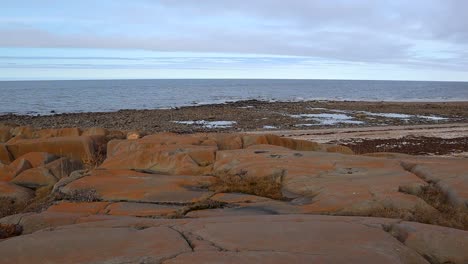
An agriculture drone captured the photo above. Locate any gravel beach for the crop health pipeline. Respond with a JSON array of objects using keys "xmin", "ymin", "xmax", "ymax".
[{"xmin": 1, "ymin": 100, "xmax": 468, "ymax": 133}]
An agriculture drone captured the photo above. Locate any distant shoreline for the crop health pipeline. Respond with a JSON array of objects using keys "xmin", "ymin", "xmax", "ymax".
[
  {"xmin": 1, "ymin": 100, "xmax": 468, "ymax": 134},
  {"xmin": 3, "ymin": 99, "xmax": 468, "ymax": 117},
  {"xmin": 2, "ymin": 78, "xmax": 468, "ymax": 82},
  {"xmin": 2, "ymin": 79, "xmax": 468, "ymax": 115}
]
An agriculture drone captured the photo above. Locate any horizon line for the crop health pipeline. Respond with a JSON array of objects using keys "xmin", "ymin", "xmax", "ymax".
[{"xmin": 1, "ymin": 78, "xmax": 467, "ymax": 83}]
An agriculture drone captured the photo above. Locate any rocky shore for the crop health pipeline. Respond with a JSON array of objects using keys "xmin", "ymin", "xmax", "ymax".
[
  {"xmin": 1, "ymin": 100, "xmax": 468, "ymax": 133},
  {"xmin": 0, "ymin": 123, "xmax": 467, "ymax": 263}
]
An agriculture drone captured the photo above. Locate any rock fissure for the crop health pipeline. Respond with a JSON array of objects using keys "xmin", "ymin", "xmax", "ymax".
[{"xmin": 168, "ymin": 226, "xmax": 194, "ymax": 252}]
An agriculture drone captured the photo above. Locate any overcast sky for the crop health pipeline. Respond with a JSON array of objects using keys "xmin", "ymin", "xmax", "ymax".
[{"xmin": 1, "ymin": 0, "xmax": 467, "ymax": 81}]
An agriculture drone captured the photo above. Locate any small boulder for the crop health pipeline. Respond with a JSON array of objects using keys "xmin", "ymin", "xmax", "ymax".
[
  {"xmin": 101, "ymin": 144, "xmax": 216, "ymax": 175},
  {"xmin": 126, "ymin": 131, "xmax": 144, "ymax": 140},
  {"xmin": 9, "ymin": 126, "xmax": 34, "ymax": 138},
  {"xmin": 0, "ymin": 181, "xmax": 34, "ymax": 207},
  {"xmin": 6, "ymin": 136, "xmax": 98, "ymax": 162},
  {"xmin": 52, "ymin": 169, "xmax": 87, "ymax": 193},
  {"xmin": 11, "ymin": 167, "xmax": 58, "ymax": 189},
  {"xmin": 82, "ymin": 127, "xmax": 108, "ymax": 137},
  {"xmin": 0, "ymin": 159, "xmax": 32, "ymax": 181},
  {"xmin": 0, "ymin": 127, "xmax": 12, "ymax": 143},
  {"xmin": 33, "ymin": 128, "xmax": 81, "ymax": 138},
  {"xmin": 14, "ymin": 152, "xmax": 59, "ymax": 168}
]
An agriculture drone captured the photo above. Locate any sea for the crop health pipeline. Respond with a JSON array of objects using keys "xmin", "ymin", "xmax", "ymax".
[{"xmin": 1, "ymin": 79, "xmax": 468, "ymax": 115}]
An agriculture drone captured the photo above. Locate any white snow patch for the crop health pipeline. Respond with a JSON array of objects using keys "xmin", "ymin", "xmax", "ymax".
[
  {"xmin": 361, "ymin": 111, "xmax": 448, "ymax": 121},
  {"xmin": 361, "ymin": 112, "xmax": 413, "ymax": 119},
  {"xmin": 291, "ymin": 113, "xmax": 364, "ymax": 125},
  {"xmin": 174, "ymin": 120, "xmax": 236, "ymax": 128},
  {"xmin": 263, "ymin": 125, "xmax": 277, "ymax": 129},
  {"xmin": 295, "ymin": 124, "xmax": 318, "ymax": 127},
  {"xmin": 238, "ymin": 106, "xmax": 255, "ymax": 109},
  {"xmin": 417, "ymin": 115, "xmax": 449, "ymax": 121}
]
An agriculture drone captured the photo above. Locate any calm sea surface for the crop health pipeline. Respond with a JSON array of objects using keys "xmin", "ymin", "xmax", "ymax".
[{"xmin": 1, "ymin": 79, "xmax": 468, "ymax": 115}]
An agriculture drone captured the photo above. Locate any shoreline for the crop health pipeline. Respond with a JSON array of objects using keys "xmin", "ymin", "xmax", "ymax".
[
  {"xmin": 1, "ymin": 100, "xmax": 468, "ymax": 133},
  {"xmin": 3, "ymin": 99, "xmax": 468, "ymax": 117}
]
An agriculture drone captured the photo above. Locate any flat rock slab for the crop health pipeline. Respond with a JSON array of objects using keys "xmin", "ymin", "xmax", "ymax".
[
  {"xmin": 6, "ymin": 136, "xmax": 97, "ymax": 161},
  {"xmin": 47, "ymin": 202, "xmax": 110, "ymax": 215},
  {"xmin": 101, "ymin": 144, "xmax": 217, "ymax": 175},
  {"xmin": 61, "ymin": 169, "xmax": 216, "ymax": 204},
  {"xmin": 387, "ymin": 221, "xmax": 468, "ymax": 264},
  {"xmin": 188, "ymin": 192, "xmax": 302, "ymax": 218},
  {"xmin": 1, "ymin": 214, "xmax": 455, "ymax": 264},
  {"xmin": 0, "ymin": 227, "xmax": 191, "ymax": 264},
  {"xmin": 104, "ymin": 202, "xmax": 181, "ymax": 217},
  {"xmin": 214, "ymin": 147, "xmax": 430, "ymax": 214}
]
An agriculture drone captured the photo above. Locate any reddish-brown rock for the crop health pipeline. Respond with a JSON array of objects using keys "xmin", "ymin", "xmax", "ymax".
[
  {"xmin": 106, "ymin": 133, "xmax": 217, "ymax": 157},
  {"xmin": 0, "ymin": 127, "xmax": 12, "ymax": 143},
  {"xmin": 0, "ymin": 226, "xmax": 191, "ymax": 264},
  {"xmin": 241, "ymin": 134, "xmax": 321, "ymax": 151},
  {"xmin": 82, "ymin": 127, "xmax": 108, "ymax": 137},
  {"xmin": 104, "ymin": 202, "xmax": 181, "ymax": 217},
  {"xmin": 13, "ymin": 152, "xmax": 58, "ymax": 168},
  {"xmin": 102, "ymin": 143, "xmax": 217, "ymax": 175},
  {"xmin": 61, "ymin": 169, "xmax": 216, "ymax": 203},
  {"xmin": 322, "ymin": 144, "xmax": 355, "ymax": 154},
  {"xmin": 387, "ymin": 221, "xmax": 468, "ymax": 264},
  {"xmin": 11, "ymin": 167, "xmax": 58, "ymax": 188},
  {"xmin": 4, "ymin": 212, "xmax": 467, "ymax": 263},
  {"xmin": 214, "ymin": 147, "xmax": 430, "ymax": 214},
  {"xmin": 44, "ymin": 157, "xmax": 83, "ymax": 179},
  {"xmin": 0, "ymin": 144, "xmax": 12, "ymax": 165},
  {"xmin": 402, "ymin": 158, "xmax": 468, "ymax": 208},
  {"xmin": 0, "ymin": 181, "xmax": 34, "ymax": 205},
  {"xmin": 6, "ymin": 136, "xmax": 98, "ymax": 162},
  {"xmin": 126, "ymin": 131, "xmax": 145, "ymax": 139},
  {"xmin": 173, "ymin": 215, "xmax": 427, "ymax": 264},
  {"xmin": 33, "ymin": 128, "xmax": 81, "ymax": 139},
  {"xmin": 209, "ymin": 134, "xmax": 243, "ymax": 150},
  {"xmin": 0, "ymin": 158, "xmax": 31, "ymax": 181},
  {"xmin": 47, "ymin": 201, "xmax": 110, "ymax": 215},
  {"xmin": 9, "ymin": 126, "xmax": 34, "ymax": 138},
  {"xmin": 17, "ymin": 212, "xmax": 83, "ymax": 234}
]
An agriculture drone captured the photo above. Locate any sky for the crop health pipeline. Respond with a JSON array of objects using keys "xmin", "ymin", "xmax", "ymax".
[{"xmin": 0, "ymin": 0, "xmax": 467, "ymax": 81}]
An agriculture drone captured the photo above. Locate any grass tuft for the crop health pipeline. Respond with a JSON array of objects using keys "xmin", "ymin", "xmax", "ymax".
[
  {"xmin": 0, "ymin": 198, "xmax": 25, "ymax": 218},
  {"xmin": 209, "ymin": 174, "xmax": 284, "ymax": 200},
  {"xmin": 0, "ymin": 223, "xmax": 22, "ymax": 239},
  {"xmin": 82, "ymin": 144, "xmax": 107, "ymax": 170},
  {"xmin": 169, "ymin": 199, "xmax": 227, "ymax": 218},
  {"xmin": 364, "ymin": 184, "xmax": 468, "ymax": 230},
  {"xmin": 54, "ymin": 189, "xmax": 101, "ymax": 202}
]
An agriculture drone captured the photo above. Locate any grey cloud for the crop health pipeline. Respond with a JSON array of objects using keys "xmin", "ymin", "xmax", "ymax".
[
  {"xmin": 0, "ymin": 26, "xmax": 410, "ymax": 62},
  {"xmin": 1, "ymin": 0, "xmax": 467, "ymax": 72}
]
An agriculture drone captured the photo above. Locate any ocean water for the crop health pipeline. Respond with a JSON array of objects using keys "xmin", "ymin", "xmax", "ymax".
[{"xmin": 1, "ymin": 79, "xmax": 467, "ymax": 115}]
